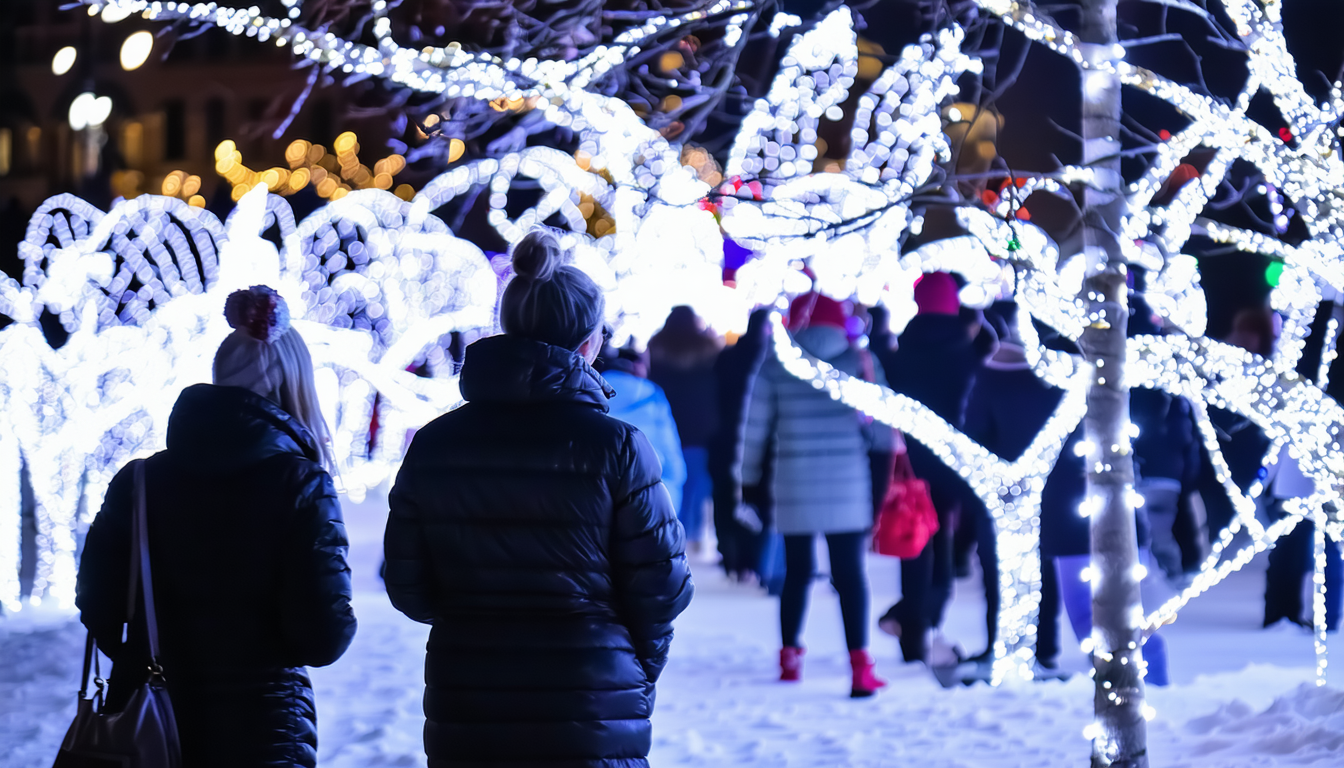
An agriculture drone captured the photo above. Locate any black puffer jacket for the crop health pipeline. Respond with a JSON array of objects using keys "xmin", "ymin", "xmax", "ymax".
[
  {"xmin": 76, "ymin": 384, "xmax": 357, "ymax": 768},
  {"xmin": 879, "ymin": 313, "xmax": 993, "ymax": 496},
  {"xmin": 384, "ymin": 334, "xmax": 694, "ymax": 768},
  {"xmin": 963, "ymin": 344, "xmax": 1088, "ymax": 557}
]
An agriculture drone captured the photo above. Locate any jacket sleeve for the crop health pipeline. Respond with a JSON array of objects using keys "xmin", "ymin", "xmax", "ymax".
[
  {"xmin": 652, "ymin": 387, "xmax": 687, "ymax": 494},
  {"xmin": 280, "ymin": 467, "xmax": 357, "ymax": 668},
  {"xmin": 963, "ymin": 379, "xmax": 995, "ymax": 450},
  {"xmin": 76, "ymin": 465, "xmax": 135, "ymax": 660},
  {"xmin": 1172, "ymin": 396, "xmax": 1203, "ymax": 491},
  {"xmin": 611, "ymin": 428, "xmax": 694, "ymax": 683},
  {"xmin": 739, "ymin": 365, "xmax": 776, "ymax": 487},
  {"xmin": 384, "ymin": 453, "xmax": 438, "ymax": 624}
]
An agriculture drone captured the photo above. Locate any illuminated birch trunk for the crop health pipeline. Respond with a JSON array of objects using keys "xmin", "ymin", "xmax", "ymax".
[{"xmin": 1078, "ymin": 0, "xmax": 1148, "ymax": 765}]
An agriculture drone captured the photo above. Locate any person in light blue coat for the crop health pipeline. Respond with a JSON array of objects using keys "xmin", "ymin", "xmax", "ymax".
[{"xmin": 597, "ymin": 346, "xmax": 687, "ymax": 510}]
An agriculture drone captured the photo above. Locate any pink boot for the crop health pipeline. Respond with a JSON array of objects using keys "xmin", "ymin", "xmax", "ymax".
[
  {"xmin": 849, "ymin": 649, "xmax": 887, "ymax": 698},
  {"xmin": 780, "ymin": 647, "xmax": 805, "ymax": 682}
]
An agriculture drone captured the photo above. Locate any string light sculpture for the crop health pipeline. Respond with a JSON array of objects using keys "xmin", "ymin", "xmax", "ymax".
[
  {"xmin": 967, "ymin": 1, "xmax": 1344, "ymax": 695},
  {"xmin": 720, "ymin": 10, "xmax": 980, "ymax": 308},
  {"xmin": 47, "ymin": 0, "xmax": 1344, "ymax": 703},
  {"xmin": 1, "ymin": 186, "xmax": 500, "ymax": 608}
]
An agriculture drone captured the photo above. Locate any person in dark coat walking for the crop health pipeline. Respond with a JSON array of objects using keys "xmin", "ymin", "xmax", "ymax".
[
  {"xmin": 77, "ymin": 286, "xmax": 357, "ymax": 768},
  {"xmin": 648, "ymin": 305, "xmax": 722, "ymax": 550},
  {"xmin": 740, "ymin": 293, "xmax": 888, "ymax": 697},
  {"xmin": 1126, "ymin": 290, "xmax": 1205, "ymax": 586},
  {"xmin": 710, "ymin": 308, "xmax": 772, "ymax": 581},
  {"xmin": 384, "ymin": 230, "xmax": 694, "ymax": 768},
  {"xmin": 962, "ymin": 306, "xmax": 1087, "ymax": 670},
  {"xmin": 874, "ymin": 271, "xmax": 993, "ymax": 664}
]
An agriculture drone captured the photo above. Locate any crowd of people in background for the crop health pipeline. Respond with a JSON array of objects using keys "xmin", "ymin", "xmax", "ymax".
[{"xmin": 601, "ymin": 268, "xmax": 1344, "ymax": 693}]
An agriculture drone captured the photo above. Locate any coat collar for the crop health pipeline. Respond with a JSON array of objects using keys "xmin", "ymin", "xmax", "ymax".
[
  {"xmin": 166, "ymin": 384, "xmax": 319, "ymax": 474},
  {"xmin": 460, "ymin": 334, "xmax": 614, "ymax": 411}
]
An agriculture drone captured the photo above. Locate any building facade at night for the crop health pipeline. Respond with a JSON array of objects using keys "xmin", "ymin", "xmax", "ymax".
[{"xmin": 0, "ymin": 0, "xmax": 391, "ymax": 221}]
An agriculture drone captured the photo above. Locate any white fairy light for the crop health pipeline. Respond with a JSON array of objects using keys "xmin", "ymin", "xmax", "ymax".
[{"xmin": 1314, "ymin": 524, "xmax": 1330, "ymax": 685}]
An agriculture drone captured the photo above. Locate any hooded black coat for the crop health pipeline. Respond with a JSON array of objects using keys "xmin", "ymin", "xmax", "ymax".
[
  {"xmin": 384, "ymin": 334, "xmax": 694, "ymax": 768},
  {"xmin": 879, "ymin": 313, "xmax": 993, "ymax": 493},
  {"xmin": 76, "ymin": 384, "xmax": 357, "ymax": 768},
  {"xmin": 963, "ymin": 344, "xmax": 1089, "ymax": 558}
]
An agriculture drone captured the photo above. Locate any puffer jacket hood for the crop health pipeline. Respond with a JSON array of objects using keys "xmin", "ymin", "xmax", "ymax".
[
  {"xmin": 985, "ymin": 342, "xmax": 1030, "ymax": 371},
  {"xmin": 793, "ymin": 325, "xmax": 852, "ymax": 362},
  {"xmin": 167, "ymin": 384, "xmax": 318, "ymax": 474},
  {"xmin": 895, "ymin": 313, "xmax": 973, "ymax": 353},
  {"xmin": 461, "ymin": 334, "xmax": 614, "ymax": 410},
  {"xmin": 605, "ymin": 370, "xmax": 660, "ymax": 410}
]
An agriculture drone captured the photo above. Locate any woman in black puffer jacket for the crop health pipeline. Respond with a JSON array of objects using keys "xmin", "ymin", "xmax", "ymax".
[
  {"xmin": 77, "ymin": 286, "xmax": 357, "ymax": 768},
  {"xmin": 385, "ymin": 230, "xmax": 694, "ymax": 768}
]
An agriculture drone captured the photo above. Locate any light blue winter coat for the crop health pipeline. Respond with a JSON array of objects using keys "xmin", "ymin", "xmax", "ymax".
[
  {"xmin": 740, "ymin": 325, "xmax": 877, "ymax": 535},
  {"xmin": 603, "ymin": 369, "xmax": 687, "ymax": 510}
]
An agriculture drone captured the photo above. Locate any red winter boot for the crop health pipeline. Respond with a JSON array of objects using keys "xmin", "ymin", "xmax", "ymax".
[
  {"xmin": 780, "ymin": 647, "xmax": 805, "ymax": 682},
  {"xmin": 849, "ymin": 649, "xmax": 887, "ymax": 698}
]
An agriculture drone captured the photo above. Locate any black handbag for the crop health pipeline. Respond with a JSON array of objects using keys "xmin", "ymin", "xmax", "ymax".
[{"xmin": 54, "ymin": 460, "xmax": 182, "ymax": 768}]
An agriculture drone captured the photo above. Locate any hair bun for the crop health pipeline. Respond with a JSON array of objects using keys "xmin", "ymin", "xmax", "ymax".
[
  {"xmin": 511, "ymin": 230, "xmax": 561, "ymax": 283},
  {"xmin": 224, "ymin": 285, "xmax": 291, "ymax": 343}
]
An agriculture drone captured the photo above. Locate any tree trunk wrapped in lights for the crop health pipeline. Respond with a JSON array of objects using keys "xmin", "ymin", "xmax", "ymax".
[{"xmin": 1078, "ymin": 0, "xmax": 1147, "ymax": 766}]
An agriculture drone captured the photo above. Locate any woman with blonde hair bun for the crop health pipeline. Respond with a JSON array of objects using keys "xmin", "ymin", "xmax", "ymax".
[{"xmin": 386, "ymin": 229, "xmax": 694, "ymax": 768}]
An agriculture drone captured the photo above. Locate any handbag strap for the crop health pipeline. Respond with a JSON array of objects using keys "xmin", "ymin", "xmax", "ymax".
[
  {"xmin": 892, "ymin": 449, "xmax": 917, "ymax": 482},
  {"xmin": 78, "ymin": 632, "xmax": 95, "ymax": 698},
  {"xmin": 129, "ymin": 460, "xmax": 166, "ymax": 675}
]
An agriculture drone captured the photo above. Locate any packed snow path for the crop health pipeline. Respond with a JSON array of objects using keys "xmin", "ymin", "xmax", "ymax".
[{"xmin": 3, "ymin": 489, "xmax": 1342, "ymax": 767}]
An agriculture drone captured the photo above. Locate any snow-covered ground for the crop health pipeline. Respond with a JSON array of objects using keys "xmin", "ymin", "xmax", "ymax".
[{"xmin": 4, "ymin": 486, "xmax": 1342, "ymax": 767}]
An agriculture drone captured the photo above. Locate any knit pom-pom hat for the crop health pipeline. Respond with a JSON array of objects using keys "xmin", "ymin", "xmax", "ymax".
[
  {"xmin": 913, "ymin": 271, "xmax": 961, "ymax": 316},
  {"xmin": 788, "ymin": 292, "xmax": 849, "ymax": 331},
  {"xmin": 223, "ymin": 285, "xmax": 291, "ymax": 343}
]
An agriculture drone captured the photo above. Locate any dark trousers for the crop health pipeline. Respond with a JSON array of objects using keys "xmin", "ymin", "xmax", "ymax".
[
  {"xmin": 1037, "ymin": 556, "xmax": 1062, "ymax": 666},
  {"xmin": 780, "ymin": 531, "xmax": 870, "ymax": 650},
  {"xmin": 712, "ymin": 475, "xmax": 769, "ymax": 578},
  {"xmin": 972, "ymin": 501, "xmax": 1062, "ymax": 665},
  {"xmin": 954, "ymin": 499, "xmax": 977, "ymax": 577},
  {"xmin": 974, "ymin": 501, "xmax": 998, "ymax": 652},
  {"xmin": 679, "ymin": 446, "xmax": 711, "ymax": 542},
  {"xmin": 896, "ymin": 470, "xmax": 960, "ymax": 662},
  {"xmin": 1265, "ymin": 509, "xmax": 1342, "ymax": 630}
]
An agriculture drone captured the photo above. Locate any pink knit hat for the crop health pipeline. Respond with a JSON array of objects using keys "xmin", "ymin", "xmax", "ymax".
[
  {"xmin": 913, "ymin": 272, "xmax": 960, "ymax": 316},
  {"xmin": 788, "ymin": 292, "xmax": 849, "ymax": 331}
]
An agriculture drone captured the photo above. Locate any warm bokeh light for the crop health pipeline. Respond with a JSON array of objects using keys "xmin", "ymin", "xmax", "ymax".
[
  {"xmin": 51, "ymin": 46, "xmax": 77, "ymax": 76},
  {"xmin": 120, "ymin": 31, "xmax": 154, "ymax": 71},
  {"xmin": 68, "ymin": 92, "xmax": 112, "ymax": 131}
]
